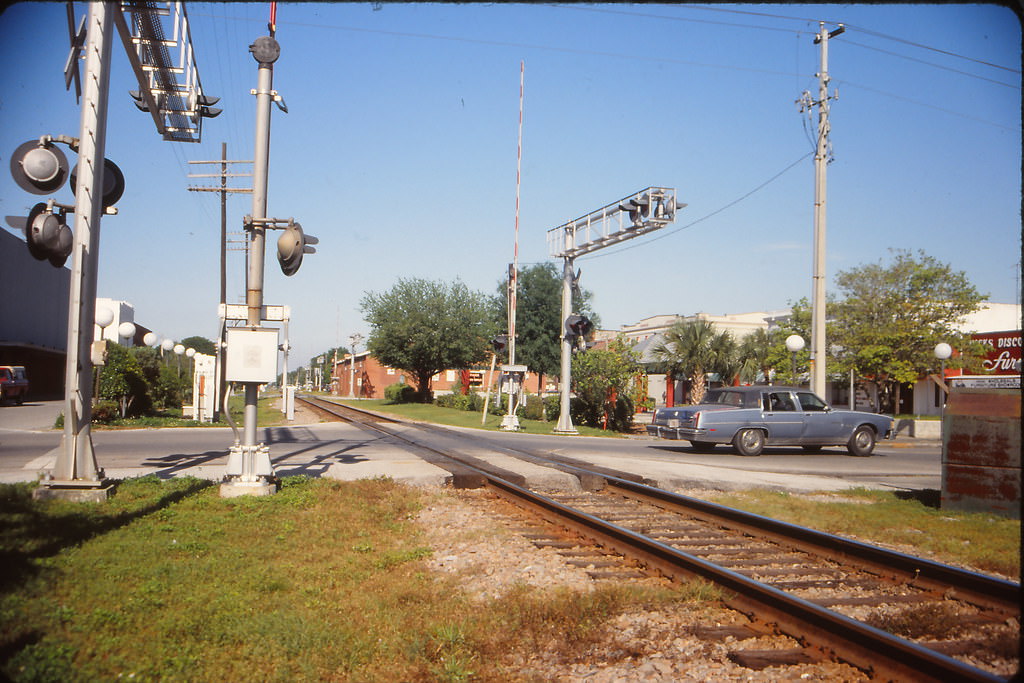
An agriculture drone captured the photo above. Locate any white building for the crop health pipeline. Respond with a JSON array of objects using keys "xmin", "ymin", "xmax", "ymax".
[{"xmin": 621, "ymin": 302, "xmax": 1020, "ymax": 412}]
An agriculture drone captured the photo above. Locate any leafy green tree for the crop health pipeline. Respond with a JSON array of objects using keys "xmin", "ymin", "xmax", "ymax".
[
  {"xmin": 828, "ymin": 249, "xmax": 987, "ymax": 412},
  {"xmin": 129, "ymin": 346, "xmax": 187, "ymax": 411},
  {"xmin": 490, "ymin": 262, "xmax": 599, "ymax": 392},
  {"xmin": 180, "ymin": 336, "xmax": 216, "ymax": 356},
  {"xmin": 98, "ymin": 343, "xmax": 148, "ymax": 417},
  {"xmin": 570, "ymin": 336, "xmax": 642, "ymax": 431},
  {"xmin": 651, "ymin": 319, "xmax": 735, "ymax": 404},
  {"xmin": 361, "ymin": 278, "xmax": 495, "ymax": 401}
]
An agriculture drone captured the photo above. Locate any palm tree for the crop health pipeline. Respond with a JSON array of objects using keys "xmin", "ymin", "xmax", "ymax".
[
  {"xmin": 710, "ymin": 330, "xmax": 741, "ymax": 387},
  {"xmin": 739, "ymin": 327, "xmax": 778, "ymax": 384},
  {"xmin": 652, "ymin": 319, "xmax": 729, "ymax": 404}
]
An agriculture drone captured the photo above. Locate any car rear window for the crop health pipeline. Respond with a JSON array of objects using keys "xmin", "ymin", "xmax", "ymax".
[{"xmin": 703, "ymin": 390, "xmax": 754, "ymax": 407}]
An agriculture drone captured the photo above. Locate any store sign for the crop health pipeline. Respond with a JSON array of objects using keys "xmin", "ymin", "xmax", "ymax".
[{"xmin": 972, "ymin": 330, "xmax": 1022, "ymax": 375}]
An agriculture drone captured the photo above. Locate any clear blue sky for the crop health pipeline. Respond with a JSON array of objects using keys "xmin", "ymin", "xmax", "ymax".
[{"xmin": 1, "ymin": 2, "xmax": 1020, "ymax": 368}]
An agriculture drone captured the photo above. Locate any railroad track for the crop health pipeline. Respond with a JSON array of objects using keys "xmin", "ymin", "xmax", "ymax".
[{"xmin": 298, "ymin": 395, "xmax": 1020, "ymax": 681}]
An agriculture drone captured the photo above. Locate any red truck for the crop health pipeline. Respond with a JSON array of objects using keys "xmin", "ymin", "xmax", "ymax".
[{"xmin": 0, "ymin": 366, "xmax": 29, "ymax": 404}]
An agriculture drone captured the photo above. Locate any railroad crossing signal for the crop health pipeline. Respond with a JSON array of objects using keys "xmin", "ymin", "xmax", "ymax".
[
  {"xmin": 276, "ymin": 222, "xmax": 318, "ymax": 276},
  {"xmin": 8, "ymin": 137, "xmax": 124, "ymax": 268},
  {"xmin": 564, "ymin": 314, "xmax": 593, "ymax": 350},
  {"xmin": 24, "ymin": 203, "xmax": 73, "ymax": 267}
]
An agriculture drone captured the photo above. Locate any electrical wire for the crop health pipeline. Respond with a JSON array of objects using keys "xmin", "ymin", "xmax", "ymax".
[{"xmin": 578, "ymin": 151, "xmax": 814, "ymax": 262}]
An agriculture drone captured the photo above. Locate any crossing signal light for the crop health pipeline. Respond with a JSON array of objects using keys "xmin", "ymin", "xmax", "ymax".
[
  {"xmin": 196, "ymin": 94, "xmax": 222, "ymax": 119},
  {"xmin": 129, "ymin": 90, "xmax": 155, "ymax": 113},
  {"xmin": 277, "ymin": 222, "xmax": 318, "ymax": 276},
  {"xmin": 655, "ymin": 195, "xmax": 686, "ymax": 221},
  {"xmin": 491, "ymin": 334, "xmax": 509, "ymax": 353},
  {"xmin": 618, "ymin": 193, "xmax": 650, "ymax": 226},
  {"xmin": 10, "ymin": 140, "xmax": 69, "ymax": 195},
  {"xmin": 70, "ymin": 158, "xmax": 125, "ymax": 208},
  {"xmin": 564, "ymin": 314, "xmax": 593, "ymax": 350},
  {"xmin": 24, "ymin": 203, "xmax": 73, "ymax": 267}
]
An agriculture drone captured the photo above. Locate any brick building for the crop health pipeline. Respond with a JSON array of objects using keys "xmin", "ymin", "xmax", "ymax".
[{"xmin": 332, "ymin": 352, "xmax": 545, "ymax": 399}]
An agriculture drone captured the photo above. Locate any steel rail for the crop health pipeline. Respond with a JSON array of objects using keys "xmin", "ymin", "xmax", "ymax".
[
  {"xmin": 297, "ymin": 396, "xmax": 1015, "ymax": 681},
  {"xmin": 602, "ymin": 476, "xmax": 1021, "ymax": 615},
  {"xmin": 480, "ymin": 475, "xmax": 1006, "ymax": 683}
]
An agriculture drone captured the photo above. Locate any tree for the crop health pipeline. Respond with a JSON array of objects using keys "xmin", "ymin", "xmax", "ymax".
[
  {"xmin": 738, "ymin": 327, "xmax": 779, "ymax": 384},
  {"xmin": 361, "ymin": 278, "xmax": 495, "ymax": 401},
  {"xmin": 828, "ymin": 249, "xmax": 987, "ymax": 412},
  {"xmin": 651, "ymin": 319, "xmax": 735, "ymax": 404},
  {"xmin": 98, "ymin": 343, "xmax": 148, "ymax": 417},
  {"xmin": 180, "ymin": 335, "xmax": 216, "ymax": 356},
  {"xmin": 490, "ymin": 262, "xmax": 599, "ymax": 392},
  {"xmin": 570, "ymin": 336, "xmax": 642, "ymax": 430}
]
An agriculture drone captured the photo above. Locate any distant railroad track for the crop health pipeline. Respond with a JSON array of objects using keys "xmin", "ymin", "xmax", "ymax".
[{"xmin": 298, "ymin": 395, "xmax": 1020, "ymax": 681}]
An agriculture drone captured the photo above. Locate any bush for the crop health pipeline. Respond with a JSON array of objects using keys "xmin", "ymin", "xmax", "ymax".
[
  {"xmin": 570, "ymin": 394, "xmax": 635, "ymax": 432},
  {"xmin": 544, "ymin": 394, "xmax": 561, "ymax": 421},
  {"xmin": 384, "ymin": 383, "xmax": 417, "ymax": 404},
  {"xmin": 435, "ymin": 392, "xmax": 487, "ymax": 412},
  {"xmin": 91, "ymin": 400, "xmax": 121, "ymax": 424},
  {"xmin": 522, "ymin": 394, "xmax": 547, "ymax": 421}
]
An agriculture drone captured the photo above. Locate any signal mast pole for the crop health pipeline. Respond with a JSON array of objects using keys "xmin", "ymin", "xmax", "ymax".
[{"xmin": 40, "ymin": 1, "xmax": 115, "ymax": 499}]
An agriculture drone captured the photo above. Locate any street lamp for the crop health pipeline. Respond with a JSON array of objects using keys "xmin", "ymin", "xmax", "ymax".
[
  {"xmin": 143, "ymin": 332, "xmax": 158, "ymax": 347},
  {"xmin": 785, "ymin": 334, "xmax": 805, "ymax": 386},
  {"xmin": 117, "ymin": 322, "xmax": 136, "ymax": 345},
  {"xmin": 95, "ymin": 306, "xmax": 114, "ymax": 339},
  {"xmin": 934, "ymin": 342, "xmax": 952, "ymax": 419}
]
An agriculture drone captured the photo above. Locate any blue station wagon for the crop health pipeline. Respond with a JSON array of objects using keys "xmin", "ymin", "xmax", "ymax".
[{"xmin": 646, "ymin": 386, "xmax": 895, "ymax": 456}]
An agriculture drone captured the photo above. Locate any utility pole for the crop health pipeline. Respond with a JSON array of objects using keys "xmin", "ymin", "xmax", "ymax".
[
  {"xmin": 799, "ymin": 22, "xmax": 843, "ymax": 398},
  {"xmin": 187, "ymin": 145, "xmax": 252, "ymax": 420}
]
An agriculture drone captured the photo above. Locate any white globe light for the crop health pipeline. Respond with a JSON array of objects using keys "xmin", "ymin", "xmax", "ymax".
[
  {"xmin": 185, "ymin": 348, "xmax": 196, "ymax": 358},
  {"xmin": 143, "ymin": 332, "xmax": 158, "ymax": 347},
  {"xmin": 934, "ymin": 342, "xmax": 953, "ymax": 360},
  {"xmin": 95, "ymin": 307, "xmax": 114, "ymax": 328},
  {"xmin": 174, "ymin": 344, "xmax": 185, "ymax": 356},
  {"xmin": 117, "ymin": 322, "xmax": 136, "ymax": 339},
  {"xmin": 785, "ymin": 334, "xmax": 806, "ymax": 352},
  {"xmin": 161, "ymin": 339, "xmax": 175, "ymax": 352}
]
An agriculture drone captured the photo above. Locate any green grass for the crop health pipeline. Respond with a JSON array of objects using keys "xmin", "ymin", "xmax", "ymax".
[
  {"xmin": 332, "ymin": 398, "xmax": 626, "ymax": 437},
  {"xmin": 0, "ymin": 477, "xmax": 711, "ymax": 682},
  {"xmin": 704, "ymin": 488, "xmax": 1020, "ymax": 578}
]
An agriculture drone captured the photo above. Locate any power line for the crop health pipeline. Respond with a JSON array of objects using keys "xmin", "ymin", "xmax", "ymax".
[
  {"xmin": 844, "ymin": 39, "xmax": 1019, "ymax": 90},
  {"xmin": 579, "ymin": 151, "xmax": 814, "ymax": 262},
  {"xmin": 556, "ymin": 4, "xmax": 1020, "ymax": 80}
]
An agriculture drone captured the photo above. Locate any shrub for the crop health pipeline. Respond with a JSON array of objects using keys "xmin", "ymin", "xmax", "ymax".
[
  {"xmin": 91, "ymin": 401, "xmax": 121, "ymax": 424},
  {"xmin": 435, "ymin": 392, "xmax": 486, "ymax": 412},
  {"xmin": 384, "ymin": 383, "xmax": 417, "ymax": 404},
  {"xmin": 544, "ymin": 394, "xmax": 561, "ymax": 421},
  {"xmin": 522, "ymin": 394, "xmax": 547, "ymax": 421}
]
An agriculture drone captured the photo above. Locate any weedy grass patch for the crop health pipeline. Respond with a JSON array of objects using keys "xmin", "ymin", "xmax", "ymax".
[
  {"xmin": 706, "ymin": 487, "xmax": 1020, "ymax": 578},
  {"xmin": 1, "ymin": 477, "xmax": 717, "ymax": 682},
  {"xmin": 337, "ymin": 399, "xmax": 616, "ymax": 437}
]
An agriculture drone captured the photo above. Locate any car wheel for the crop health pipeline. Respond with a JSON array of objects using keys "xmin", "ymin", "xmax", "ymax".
[
  {"xmin": 733, "ymin": 429, "xmax": 765, "ymax": 456},
  {"xmin": 846, "ymin": 426, "xmax": 876, "ymax": 457},
  {"xmin": 689, "ymin": 440, "xmax": 716, "ymax": 453}
]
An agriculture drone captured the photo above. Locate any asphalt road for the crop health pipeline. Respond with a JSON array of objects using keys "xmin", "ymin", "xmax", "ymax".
[{"xmin": 0, "ymin": 400, "xmax": 943, "ymax": 493}]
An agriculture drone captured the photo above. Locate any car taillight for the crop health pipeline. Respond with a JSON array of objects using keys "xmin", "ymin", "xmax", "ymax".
[{"xmin": 693, "ymin": 411, "xmax": 701, "ymax": 428}]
